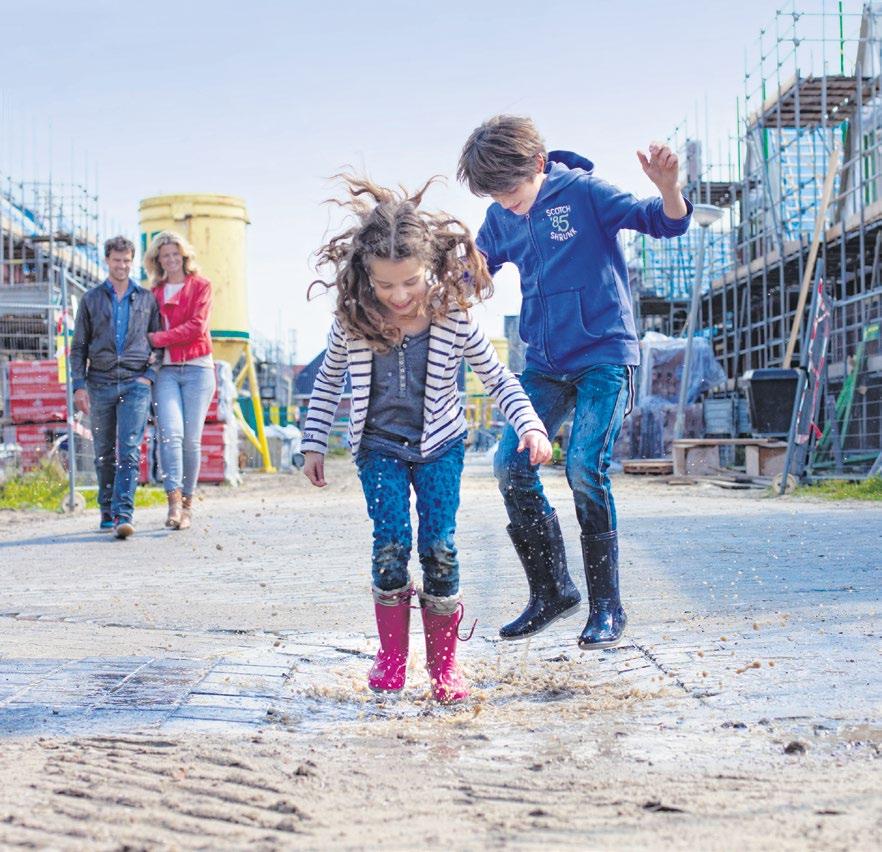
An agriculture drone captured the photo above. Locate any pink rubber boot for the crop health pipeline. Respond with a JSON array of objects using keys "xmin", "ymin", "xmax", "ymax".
[
  {"xmin": 368, "ymin": 584, "xmax": 413, "ymax": 693},
  {"xmin": 420, "ymin": 593, "xmax": 474, "ymax": 704}
]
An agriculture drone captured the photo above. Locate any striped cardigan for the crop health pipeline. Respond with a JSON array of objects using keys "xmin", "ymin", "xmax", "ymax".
[{"xmin": 301, "ymin": 309, "xmax": 547, "ymax": 458}]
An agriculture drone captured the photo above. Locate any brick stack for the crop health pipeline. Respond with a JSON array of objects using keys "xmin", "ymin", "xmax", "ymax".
[
  {"xmin": 198, "ymin": 421, "xmax": 237, "ymax": 483},
  {"xmin": 1, "ymin": 360, "xmax": 156, "ymax": 480},
  {"xmin": 5, "ymin": 360, "xmax": 66, "ymax": 425},
  {"xmin": 2, "ymin": 360, "xmax": 68, "ymax": 471},
  {"xmin": 139, "ymin": 427, "xmax": 155, "ymax": 485},
  {"xmin": 197, "ymin": 361, "xmax": 239, "ymax": 484}
]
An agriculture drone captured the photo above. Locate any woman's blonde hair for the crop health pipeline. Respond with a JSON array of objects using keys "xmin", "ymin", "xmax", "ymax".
[
  {"xmin": 143, "ymin": 230, "xmax": 201, "ymax": 287},
  {"xmin": 309, "ymin": 175, "xmax": 493, "ymax": 352}
]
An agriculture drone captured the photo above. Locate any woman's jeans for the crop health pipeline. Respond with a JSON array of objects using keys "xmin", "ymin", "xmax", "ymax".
[
  {"xmin": 356, "ymin": 440, "xmax": 465, "ymax": 598},
  {"xmin": 88, "ymin": 379, "xmax": 152, "ymax": 523},
  {"xmin": 494, "ymin": 365, "xmax": 630, "ymax": 535},
  {"xmin": 154, "ymin": 365, "xmax": 216, "ymax": 496}
]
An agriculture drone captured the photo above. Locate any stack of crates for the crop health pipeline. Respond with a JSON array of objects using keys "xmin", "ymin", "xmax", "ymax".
[
  {"xmin": 199, "ymin": 422, "xmax": 234, "ymax": 483},
  {"xmin": 2, "ymin": 361, "xmax": 68, "ymax": 471},
  {"xmin": 197, "ymin": 361, "xmax": 238, "ymax": 484},
  {"xmin": 2, "ymin": 360, "xmax": 157, "ymax": 483},
  {"xmin": 138, "ymin": 427, "xmax": 155, "ymax": 485}
]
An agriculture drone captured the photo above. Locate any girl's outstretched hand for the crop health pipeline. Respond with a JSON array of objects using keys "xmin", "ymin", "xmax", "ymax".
[
  {"xmin": 303, "ymin": 451, "xmax": 327, "ymax": 487},
  {"xmin": 517, "ymin": 430, "xmax": 552, "ymax": 465}
]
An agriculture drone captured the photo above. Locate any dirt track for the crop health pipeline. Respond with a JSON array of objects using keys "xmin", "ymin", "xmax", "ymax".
[{"xmin": 1, "ymin": 460, "xmax": 880, "ymax": 850}]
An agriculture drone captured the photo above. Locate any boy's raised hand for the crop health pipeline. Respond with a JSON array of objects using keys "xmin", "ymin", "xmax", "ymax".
[
  {"xmin": 303, "ymin": 451, "xmax": 327, "ymax": 487},
  {"xmin": 636, "ymin": 143, "xmax": 680, "ymax": 194},
  {"xmin": 517, "ymin": 430, "xmax": 553, "ymax": 466}
]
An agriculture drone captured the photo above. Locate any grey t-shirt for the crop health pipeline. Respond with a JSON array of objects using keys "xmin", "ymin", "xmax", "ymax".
[{"xmin": 361, "ymin": 328, "xmax": 431, "ymax": 461}]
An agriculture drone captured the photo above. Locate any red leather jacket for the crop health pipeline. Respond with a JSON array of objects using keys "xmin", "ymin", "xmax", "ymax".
[{"xmin": 151, "ymin": 274, "xmax": 213, "ymax": 363}]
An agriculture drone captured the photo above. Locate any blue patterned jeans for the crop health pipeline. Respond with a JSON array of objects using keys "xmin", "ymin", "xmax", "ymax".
[
  {"xmin": 494, "ymin": 365, "xmax": 630, "ymax": 535},
  {"xmin": 356, "ymin": 440, "xmax": 465, "ymax": 597}
]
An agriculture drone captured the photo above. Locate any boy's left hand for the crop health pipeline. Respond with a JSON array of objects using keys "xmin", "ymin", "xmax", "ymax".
[
  {"xmin": 517, "ymin": 430, "xmax": 552, "ymax": 466},
  {"xmin": 637, "ymin": 143, "xmax": 680, "ymax": 194}
]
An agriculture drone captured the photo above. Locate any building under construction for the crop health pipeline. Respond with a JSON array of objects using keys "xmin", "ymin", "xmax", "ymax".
[
  {"xmin": 0, "ymin": 171, "xmax": 106, "ymax": 488},
  {"xmin": 630, "ymin": 2, "xmax": 882, "ymax": 477},
  {"xmin": 0, "ymin": 174, "xmax": 104, "ymax": 362}
]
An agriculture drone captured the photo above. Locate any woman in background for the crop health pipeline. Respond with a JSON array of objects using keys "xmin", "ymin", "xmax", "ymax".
[{"xmin": 144, "ymin": 231, "xmax": 215, "ymax": 530}]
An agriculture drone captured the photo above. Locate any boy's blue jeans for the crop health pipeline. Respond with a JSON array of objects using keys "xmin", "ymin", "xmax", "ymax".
[
  {"xmin": 356, "ymin": 440, "xmax": 465, "ymax": 598},
  {"xmin": 154, "ymin": 364, "xmax": 216, "ymax": 496},
  {"xmin": 88, "ymin": 379, "xmax": 152, "ymax": 523},
  {"xmin": 494, "ymin": 365, "xmax": 630, "ymax": 535}
]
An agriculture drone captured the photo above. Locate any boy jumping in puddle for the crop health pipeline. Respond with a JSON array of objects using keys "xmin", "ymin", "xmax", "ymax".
[{"xmin": 458, "ymin": 115, "xmax": 692, "ymax": 649}]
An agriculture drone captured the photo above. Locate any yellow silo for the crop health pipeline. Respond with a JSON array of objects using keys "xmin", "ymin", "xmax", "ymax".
[{"xmin": 139, "ymin": 194, "xmax": 273, "ymax": 471}]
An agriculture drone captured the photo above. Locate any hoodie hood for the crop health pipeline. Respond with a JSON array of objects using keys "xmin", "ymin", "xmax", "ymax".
[
  {"xmin": 548, "ymin": 149, "xmax": 595, "ymax": 174},
  {"xmin": 534, "ymin": 150, "xmax": 595, "ymax": 205}
]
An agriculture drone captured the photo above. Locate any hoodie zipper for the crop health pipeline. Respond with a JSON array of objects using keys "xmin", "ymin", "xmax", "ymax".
[{"xmin": 525, "ymin": 211, "xmax": 558, "ymax": 372}]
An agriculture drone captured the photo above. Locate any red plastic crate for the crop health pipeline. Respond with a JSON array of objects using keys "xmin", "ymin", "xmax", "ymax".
[
  {"xmin": 14, "ymin": 423, "xmax": 55, "ymax": 441},
  {"xmin": 199, "ymin": 449, "xmax": 226, "ymax": 464},
  {"xmin": 203, "ymin": 364, "xmax": 228, "ymax": 423},
  {"xmin": 8, "ymin": 395, "xmax": 68, "ymax": 424},
  {"xmin": 7, "ymin": 360, "xmax": 59, "ymax": 377},
  {"xmin": 7, "ymin": 360, "xmax": 58, "ymax": 372},
  {"xmin": 205, "ymin": 397, "xmax": 220, "ymax": 422},
  {"xmin": 200, "ymin": 423, "xmax": 229, "ymax": 448},
  {"xmin": 9, "ymin": 424, "xmax": 60, "ymax": 471},
  {"xmin": 7, "ymin": 360, "xmax": 63, "ymax": 396},
  {"xmin": 139, "ymin": 438, "xmax": 149, "ymax": 485},
  {"xmin": 198, "ymin": 454, "xmax": 227, "ymax": 482}
]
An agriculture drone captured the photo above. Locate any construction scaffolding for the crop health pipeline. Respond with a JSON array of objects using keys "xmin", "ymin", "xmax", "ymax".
[
  {"xmin": 0, "ymin": 167, "xmax": 107, "ymax": 499},
  {"xmin": 0, "ymin": 173, "xmax": 104, "ymax": 360},
  {"xmin": 628, "ymin": 1, "xmax": 882, "ymax": 478}
]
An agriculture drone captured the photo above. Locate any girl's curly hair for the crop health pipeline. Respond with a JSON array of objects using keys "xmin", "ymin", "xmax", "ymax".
[{"xmin": 309, "ymin": 174, "xmax": 493, "ymax": 351}]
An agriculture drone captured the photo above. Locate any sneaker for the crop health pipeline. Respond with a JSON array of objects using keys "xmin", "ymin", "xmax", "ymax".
[
  {"xmin": 99, "ymin": 513, "xmax": 115, "ymax": 533},
  {"xmin": 114, "ymin": 520, "xmax": 135, "ymax": 539}
]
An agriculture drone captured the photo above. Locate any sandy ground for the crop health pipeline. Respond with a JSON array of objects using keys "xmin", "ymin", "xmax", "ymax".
[{"xmin": 0, "ymin": 458, "xmax": 880, "ymax": 850}]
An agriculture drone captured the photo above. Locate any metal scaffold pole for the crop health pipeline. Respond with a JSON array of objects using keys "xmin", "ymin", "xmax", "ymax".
[{"xmin": 58, "ymin": 263, "xmax": 79, "ymax": 512}]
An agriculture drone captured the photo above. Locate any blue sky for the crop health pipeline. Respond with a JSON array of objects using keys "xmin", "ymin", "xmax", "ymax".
[{"xmin": 2, "ymin": 0, "xmax": 859, "ymax": 362}]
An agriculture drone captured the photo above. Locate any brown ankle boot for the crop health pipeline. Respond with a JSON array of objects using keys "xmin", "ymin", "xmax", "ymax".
[
  {"xmin": 179, "ymin": 494, "xmax": 193, "ymax": 530},
  {"xmin": 165, "ymin": 489, "xmax": 183, "ymax": 529}
]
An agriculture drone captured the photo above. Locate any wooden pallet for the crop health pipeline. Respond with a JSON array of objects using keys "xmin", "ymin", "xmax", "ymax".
[
  {"xmin": 672, "ymin": 439, "xmax": 788, "ymax": 477},
  {"xmin": 622, "ymin": 458, "xmax": 674, "ymax": 476}
]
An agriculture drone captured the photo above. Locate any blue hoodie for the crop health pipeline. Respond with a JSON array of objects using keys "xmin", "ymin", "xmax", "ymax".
[{"xmin": 477, "ymin": 150, "xmax": 693, "ymax": 374}]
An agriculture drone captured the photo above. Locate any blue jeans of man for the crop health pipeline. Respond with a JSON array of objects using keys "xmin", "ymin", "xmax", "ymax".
[
  {"xmin": 356, "ymin": 440, "xmax": 465, "ymax": 598},
  {"xmin": 88, "ymin": 379, "xmax": 152, "ymax": 523},
  {"xmin": 494, "ymin": 365, "xmax": 630, "ymax": 535},
  {"xmin": 154, "ymin": 364, "xmax": 216, "ymax": 496}
]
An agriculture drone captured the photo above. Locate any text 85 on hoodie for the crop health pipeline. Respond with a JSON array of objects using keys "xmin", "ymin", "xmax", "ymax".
[{"xmin": 477, "ymin": 150, "xmax": 693, "ymax": 374}]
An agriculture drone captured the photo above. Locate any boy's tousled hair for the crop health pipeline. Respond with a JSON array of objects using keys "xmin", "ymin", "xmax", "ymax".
[
  {"xmin": 309, "ymin": 175, "xmax": 493, "ymax": 352},
  {"xmin": 457, "ymin": 115, "xmax": 547, "ymax": 197}
]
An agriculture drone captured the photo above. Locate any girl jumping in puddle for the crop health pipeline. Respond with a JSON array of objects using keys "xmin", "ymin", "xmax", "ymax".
[{"xmin": 301, "ymin": 176, "xmax": 551, "ymax": 704}]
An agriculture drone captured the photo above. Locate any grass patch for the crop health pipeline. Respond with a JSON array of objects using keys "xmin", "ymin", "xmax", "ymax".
[
  {"xmin": 0, "ymin": 462, "xmax": 167, "ymax": 512},
  {"xmin": 795, "ymin": 477, "xmax": 882, "ymax": 501}
]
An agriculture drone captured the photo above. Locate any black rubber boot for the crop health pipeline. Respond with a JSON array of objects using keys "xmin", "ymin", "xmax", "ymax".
[
  {"xmin": 578, "ymin": 530, "xmax": 627, "ymax": 649},
  {"xmin": 499, "ymin": 512, "xmax": 582, "ymax": 640}
]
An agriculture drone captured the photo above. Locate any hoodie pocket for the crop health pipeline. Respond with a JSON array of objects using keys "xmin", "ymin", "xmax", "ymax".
[
  {"xmin": 543, "ymin": 286, "xmax": 625, "ymax": 365},
  {"xmin": 519, "ymin": 295, "xmax": 545, "ymax": 352}
]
